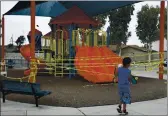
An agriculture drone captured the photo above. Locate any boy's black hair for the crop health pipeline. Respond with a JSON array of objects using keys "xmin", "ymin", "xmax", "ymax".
[{"xmin": 122, "ymin": 57, "xmax": 132, "ymax": 66}]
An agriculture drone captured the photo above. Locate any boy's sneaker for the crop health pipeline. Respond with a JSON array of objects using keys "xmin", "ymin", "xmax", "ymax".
[
  {"xmin": 123, "ymin": 110, "xmax": 128, "ymax": 115},
  {"xmin": 118, "ymin": 105, "xmax": 121, "ymax": 109},
  {"xmin": 117, "ymin": 105, "xmax": 122, "ymax": 113}
]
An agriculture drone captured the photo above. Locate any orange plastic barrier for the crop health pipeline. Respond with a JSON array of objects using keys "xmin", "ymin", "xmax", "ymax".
[
  {"xmin": 20, "ymin": 44, "xmax": 46, "ymax": 76},
  {"xmin": 24, "ymin": 69, "xmax": 31, "ymax": 76},
  {"xmin": 75, "ymin": 46, "xmax": 122, "ymax": 83}
]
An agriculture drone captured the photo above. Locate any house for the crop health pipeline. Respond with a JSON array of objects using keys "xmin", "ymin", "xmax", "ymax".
[
  {"xmin": 109, "ymin": 45, "xmax": 167, "ymax": 62},
  {"xmin": 121, "ymin": 45, "xmax": 156, "ymax": 62}
]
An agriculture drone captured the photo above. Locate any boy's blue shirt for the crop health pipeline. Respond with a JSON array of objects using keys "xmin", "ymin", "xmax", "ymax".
[{"xmin": 117, "ymin": 67, "xmax": 131, "ymax": 86}]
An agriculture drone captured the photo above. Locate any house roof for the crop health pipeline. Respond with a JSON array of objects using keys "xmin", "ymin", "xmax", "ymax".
[
  {"xmin": 50, "ymin": 6, "xmax": 99, "ymax": 28},
  {"xmin": 121, "ymin": 45, "xmax": 157, "ymax": 52},
  {"xmin": 109, "ymin": 45, "xmax": 157, "ymax": 52}
]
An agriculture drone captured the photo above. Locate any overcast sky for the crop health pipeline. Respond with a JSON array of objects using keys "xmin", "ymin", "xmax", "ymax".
[{"xmin": 1, "ymin": 1, "xmax": 167, "ymax": 51}]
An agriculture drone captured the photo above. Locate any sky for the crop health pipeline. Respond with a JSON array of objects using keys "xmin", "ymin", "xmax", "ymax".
[{"xmin": 1, "ymin": 1, "xmax": 167, "ymax": 51}]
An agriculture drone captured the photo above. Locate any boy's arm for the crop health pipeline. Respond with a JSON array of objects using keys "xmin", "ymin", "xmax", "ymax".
[
  {"xmin": 114, "ymin": 66, "xmax": 118, "ymax": 78},
  {"xmin": 113, "ymin": 66, "xmax": 118, "ymax": 82},
  {"xmin": 128, "ymin": 70, "xmax": 132, "ymax": 82},
  {"xmin": 128, "ymin": 76, "xmax": 132, "ymax": 82}
]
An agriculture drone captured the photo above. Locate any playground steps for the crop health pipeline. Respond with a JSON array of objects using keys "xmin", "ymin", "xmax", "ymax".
[
  {"xmin": 37, "ymin": 60, "xmax": 75, "ymax": 77},
  {"xmin": 51, "ymin": 60, "xmax": 73, "ymax": 77},
  {"xmin": 53, "ymin": 66, "xmax": 70, "ymax": 77}
]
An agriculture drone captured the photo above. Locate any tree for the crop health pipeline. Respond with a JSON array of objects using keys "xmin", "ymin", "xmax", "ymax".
[
  {"xmin": 136, "ymin": 5, "xmax": 167, "ymax": 62},
  {"xmin": 7, "ymin": 43, "xmax": 14, "ymax": 48},
  {"xmin": 108, "ymin": 5, "xmax": 134, "ymax": 55},
  {"xmin": 7, "ymin": 35, "xmax": 14, "ymax": 49},
  {"xmin": 93, "ymin": 13, "xmax": 108, "ymax": 29},
  {"xmin": 15, "ymin": 35, "xmax": 25, "ymax": 49}
]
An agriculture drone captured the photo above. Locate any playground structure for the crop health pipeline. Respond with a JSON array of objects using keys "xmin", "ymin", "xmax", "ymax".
[
  {"xmin": 40, "ymin": 6, "xmax": 122, "ymax": 83},
  {"xmin": 0, "ymin": 1, "xmax": 166, "ymax": 84},
  {"xmin": 0, "ymin": 6, "xmax": 122, "ymax": 83}
]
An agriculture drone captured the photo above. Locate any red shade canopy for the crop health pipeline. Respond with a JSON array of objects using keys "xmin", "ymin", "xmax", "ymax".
[{"xmin": 50, "ymin": 6, "xmax": 99, "ymax": 28}]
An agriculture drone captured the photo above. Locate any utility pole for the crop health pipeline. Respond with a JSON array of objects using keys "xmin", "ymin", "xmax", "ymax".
[
  {"xmin": 0, "ymin": 1, "xmax": 1, "ymax": 64},
  {"xmin": 10, "ymin": 34, "xmax": 13, "ymax": 45},
  {"xmin": 166, "ymin": 1, "xmax": 168, "ymax": 81},
  {"xmin": 0, "ymin": 19, "xmax": 1, "ymax": 46},
  {"xmin": 159, "ymin": 1, "xmax": 165, "ymax": 80}
]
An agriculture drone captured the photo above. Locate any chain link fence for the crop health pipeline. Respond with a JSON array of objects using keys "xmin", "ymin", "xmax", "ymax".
[{"xmin": 5, "ymin": 58, "xmax": 29, "ymax": 69}]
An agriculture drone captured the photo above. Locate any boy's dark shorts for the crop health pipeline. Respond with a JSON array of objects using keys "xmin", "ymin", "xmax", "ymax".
[{"xmin": 118, "ymin": 85, "xmax": 131, "ymax": 104}]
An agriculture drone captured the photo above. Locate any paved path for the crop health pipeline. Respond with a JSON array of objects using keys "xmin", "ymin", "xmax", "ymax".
[
  {"xmin": 1, "ymin": 98, "xmax": 167, "ymax": 115},
  {"xmin": 78, "ymin": 98, "xmax": 167, "ymax": 115},
  {"xmin": 132, "ymin": 70, "xmax": 167, "ymax": 80}
]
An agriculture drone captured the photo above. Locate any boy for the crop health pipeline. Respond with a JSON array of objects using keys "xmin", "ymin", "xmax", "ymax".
[{"xmin": 115, "ymin": 57, "xmax": 132, "ymax": 115}]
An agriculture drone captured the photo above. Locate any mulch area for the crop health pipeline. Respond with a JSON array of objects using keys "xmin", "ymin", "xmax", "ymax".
[{"xmin": 0, "ymin": 69, "xmax": 167, "ymax": 108}]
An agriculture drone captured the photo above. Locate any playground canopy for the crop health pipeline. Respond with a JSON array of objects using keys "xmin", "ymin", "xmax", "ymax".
[
  {"xmin": 4, "ymin": 1, "xmax": 67, "ymax": 17},
  {"xmin": 4, "ymin": 1, "xmax": 140, "ymax": 17}
]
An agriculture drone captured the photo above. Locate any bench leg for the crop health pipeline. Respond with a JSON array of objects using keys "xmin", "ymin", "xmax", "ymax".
[{"xmin": 35, "ymin": 97, "xmax": 38, "ymax": 107}]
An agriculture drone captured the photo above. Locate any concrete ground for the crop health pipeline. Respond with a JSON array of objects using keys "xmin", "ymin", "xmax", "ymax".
[
  {"xmin": 132, "ymin": 70, "xmax": 167, "ymax": 80},
  {"xmin": 1, "ymin": 71, "xmax": 167, "ymax": 115},
  {"xmin": 1, "ymin": 98, "xmax": 167, "ymax": 115}
]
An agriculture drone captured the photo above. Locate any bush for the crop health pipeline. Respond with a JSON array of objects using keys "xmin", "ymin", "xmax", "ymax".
[{"xmin": 7, "ymin": 43, "xmax": 14, "ymax": 48}]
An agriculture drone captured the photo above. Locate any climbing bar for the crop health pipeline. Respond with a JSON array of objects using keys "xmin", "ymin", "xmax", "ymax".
[
  {"xmin": 94, "ymin": 31, "xmax": 98, "ymax": 46},
  {"xmin": 72, "ymin": 31, "xmax": 75, "ymax": 46},
  {"xmin": 86, "ymin": 31, "xmax": 90, "ymax": 46},
  {"xmin": 76, "ymin": 31, "xmax": 79, "ymax": 46},
  {"xmin": 61, "ymin": 31, "xmax": 64, "ymax": 77}
]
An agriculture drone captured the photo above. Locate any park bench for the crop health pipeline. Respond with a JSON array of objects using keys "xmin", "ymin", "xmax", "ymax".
[{"xmin": 0, "ymin": 80, "xmax": 51, "ymax": 107}]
